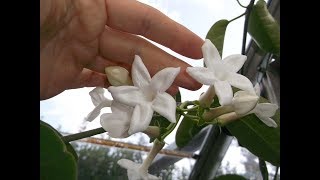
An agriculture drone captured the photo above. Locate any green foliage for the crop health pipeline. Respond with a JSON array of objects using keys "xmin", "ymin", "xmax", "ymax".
[
  {"xmin": 40, "ymin": 121, "xmax": 77, "ymax": 180},
  {"xmin": 206, "ymin": 19, "xmax": 230, "ymax": 56},
  {"xmin": 259, "ymin": 158, "xmax": 269, "ymax": 180},
  {"xmin": 248, "ymin": 0, "xmax": 280, "ymax": 56},
  {"xmin": 226, "ymin": 97, "xmax": 280, "ymax": 166},
  {"xmin": 214, "ymin": 174, "xmax": 247, "ymax": 180}
]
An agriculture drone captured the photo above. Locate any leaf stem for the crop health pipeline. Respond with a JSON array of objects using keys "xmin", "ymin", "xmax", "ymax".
[
  {"xmin": 229, "ymin": 12, "xmax": 246, "ymax": 23},
  {"xmin": 62, "ymin": 127, "xmax": 106, "ymax": 143},
  {"xmin": 236, "ymin": 0, "xmax": 247, "ymax": 8}
]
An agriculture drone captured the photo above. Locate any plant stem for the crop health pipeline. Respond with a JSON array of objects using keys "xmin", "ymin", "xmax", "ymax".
[
  {"xmin": 240, "ymin": 0, "xmax": 255, "ymax": 74},
  {"xmin": 229, "ymin": 12, "xmax": 246, "ymax": 23},
  {"xmin": 236, "ymin": 0, "xmax": 247, "ymax": 8},
  {"xmin": 63, "ymin": 127, "xmax": 106, "ymax": 143},
  {"xmin": 273, "ymin": 166, "xmax": 279, "ymax": 180}
]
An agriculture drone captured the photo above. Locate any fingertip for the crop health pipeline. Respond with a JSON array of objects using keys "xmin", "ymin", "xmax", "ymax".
[{"xmin": 166, "ymin": 86, "xmax": 179, "ymax": 96}]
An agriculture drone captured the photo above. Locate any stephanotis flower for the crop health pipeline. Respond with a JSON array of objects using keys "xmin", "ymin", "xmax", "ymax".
[
  {"xmin": 108, "ymin": 55, "xmax": 180, "ymax": 134},
  {"xmin": 85, "ymin": 87, "xmax": 112, "ymax": 122},
  {"xmin": 186, "ymin": 39, "xmax": 255, "ymax": 106},
  {"xmin": 232, "ymin": 84, "xmax": 278, "ymax": 128},
  {"xmin": 117, "ymin": 159, "xmax": 161, "ymax": 180},
  {"xmin": 100, "ymin": 101, "xmax": 133, "ymax": 138}
]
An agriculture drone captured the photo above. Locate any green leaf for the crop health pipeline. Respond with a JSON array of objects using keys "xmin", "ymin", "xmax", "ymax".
[
  {"xmin": 214, "ymin": 174, "xmax": 247, "ymax": 180},
  {"xmin": 226, "ymin": 97, "xmax": 280, "ymax": 166},
  {"xmin": 175, "ymin": 90, "xmax": 181, "ymax": 103},
  {"xmin": 259, "ymin": 158, "xmax": 269, "ymax": 180},
  {"xmin": 206, "ymin": 19, "xmax": 229, "ymax": 57},
  {"xmin": 40, "ymin": 121, "xmax": 77, "ymax": 180},
  {"xmin": 248, "ymin": 0, "xmax": 280, "ymax": 56},
  {"xmin": 40, "ymin": 120, "xmax": 78, "ymax": 161}
]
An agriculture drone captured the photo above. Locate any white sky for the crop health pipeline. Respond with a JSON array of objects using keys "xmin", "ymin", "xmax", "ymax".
[{"xmin": 40, "ymin": 0, "xmax": 278, "ymax": 177}]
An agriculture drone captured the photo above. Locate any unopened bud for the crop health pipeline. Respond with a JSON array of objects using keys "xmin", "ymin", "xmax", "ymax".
[
  {"xmin": 143, "ymin": 126, "xmax": 160, "ymax": 138},
  {"xmin": 199, "ymin": 86, "xmax": 216, "ymax": 108},
  {"xmin": 105, "ymin": 66, "xmax": 133, "ymax": 86},
  {"xmin": 232, "ymin": 91, "xmax": 259, "ymax": 115}
]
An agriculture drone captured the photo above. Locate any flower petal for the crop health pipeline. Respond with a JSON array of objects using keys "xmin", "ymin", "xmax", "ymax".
[
  {"xmin": 150, "ymin": 67, "xmax": 180, "ymax": 93},
  {"xmin": 226, "ymin": 72, "xmax": 255, "ymax": 93},
  {"xmin": 152, "ymin": 93, "xmax": 177, "ymax": 123},
  {"xmin": 254, "ymin": 83, "xmax": 261, "ymax": 96},
  {"xmin": 186, "ymin": 67, "xmax": 217, "ymax": 85},
  {"xmin": 100, "ymin": 113, "xmax": 130, "ymax": 138},
  {"xmin": 232, "ymin": 91, "xmax": 259, "ymax": 115},
  {"xmin": 89, "ymin": 87, "xmax": 111, "ymax": 106},
  {"xmin": 131, "ymin": 55, "xmax": 151, "ymax": 88},
  {"xmin": 202, "ymin": 39, "xmax": 221, "ymax": 70},
  {"xmin": 253, "ymin": 103, "xmax": 279, "ymax": 117},
  {"xmin": 108, "ymin": 86, "xmax": 147, "ymax": 106},
  {"xmin": 213, "ymin": 81, "xmax": 233, "ymax": 106},
  {"xmin": 128, "ymin": 104, "xmax": 154, "ymax": 134},
  {"xmin": 222, "ymin": 54, "xmax": 247, "ymax": 73},
  {"xmin": 85, "ymin": 101, "xmax": 111, "ymax": 122},
  {"xmin": 111, "ymin": 101, "xmax": 133, "ymax": 114},
  {"xmin": 255, "ymin": 114, "xmax": 278, "ymax": 128}
]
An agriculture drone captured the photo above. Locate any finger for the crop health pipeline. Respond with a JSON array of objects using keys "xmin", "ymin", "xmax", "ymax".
[
  {"xmin": 166, "ymin": 85, "xmax": 179, "ymax": 97},
  {"xmin": 105, "ymin": 0, "xmax": 204, "ymax": 59},
  {"xmin": 68, "ymin": 68, "xmax": 110, "ymax": 89},
  {"xmin": 99, "ymin": 27, "xmax": 202, "ymax": 91}
]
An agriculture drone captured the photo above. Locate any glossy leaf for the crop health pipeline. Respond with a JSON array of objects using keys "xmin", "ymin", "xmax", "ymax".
[
  {"xmin": 40, "ymin": 120, "xmax": 78, "ymax": 161},
  {"xmin": 259, "ymin": 158, "xmax": 269, "ymax": 180},
  {"xmin": 40, "ymin": 121, "xmax": 77, "ymax": 180},
  {"xmin": 206, "ymin": 19, "xmax": 229, "ymax": 56},
  {"xmin": 214, "ymin": 174, "xmax": 247, "ymax": 180},
  {"xmin": 248, "ymin": 0, "xmax": 280, "ymax": 56},
  {"xmin": 226, "ymin": 97, "xmax": 280, "ymax": 166}
]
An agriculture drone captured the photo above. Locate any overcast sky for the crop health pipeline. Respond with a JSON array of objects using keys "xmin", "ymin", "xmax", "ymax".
[{"xmin": 40, "ymin": 0, "xmax": 258, "ymax": 175}]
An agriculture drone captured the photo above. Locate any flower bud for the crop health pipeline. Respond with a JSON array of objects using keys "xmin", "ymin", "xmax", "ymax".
[
  {"xmin": 199, "ymin": 86, "xmax": 215, "ymax": 108},
  {"xmin": 232, "ymin": 90, "xmax": 259, "ymax": 115},
  {"xmin": 105, "ymin": 66, "xmax": 133, "ymax": 86}
]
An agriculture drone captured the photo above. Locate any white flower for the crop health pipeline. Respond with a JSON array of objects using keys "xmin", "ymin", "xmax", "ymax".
[
  {"xmin": 232, "ymin": 84, "xmax": 279, "ymax": 128},
  {"xmin": 186, "ymin": 39, "xmax": 255, "ymax": 106},
  {"xmin": 108, "ymin": 55, "xmax": 180, "ymax": 134},
  {"xmin": 100, "ymin": 101, "xmax": 133, "ymax": 138},
  {"xmin": 117, "ymin": 159, "xmax": 161, "ymax": 180},
  {"xmin": 85, "ymin": 87, "xmax": 112, "ymax": 122}
]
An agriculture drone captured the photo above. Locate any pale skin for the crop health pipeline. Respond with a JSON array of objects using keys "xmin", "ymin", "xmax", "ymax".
[{"xmin": 40, "ymin": 0, "xmax": 204, "ymax": 100}]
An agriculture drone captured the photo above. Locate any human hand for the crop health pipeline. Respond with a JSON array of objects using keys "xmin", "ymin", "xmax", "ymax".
[{"xmin": 40, "ymin": 0, "xmax": 204, "ymax": 100}]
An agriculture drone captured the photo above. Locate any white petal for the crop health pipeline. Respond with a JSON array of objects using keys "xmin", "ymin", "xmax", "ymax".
[
  {"xmin": 150, "ymin": 67, "xmax": 180, "ymax": 93},
  {"xmin": 255, "ymin": 114, "xmax": 278, "ymax": 128},
  {"xmin": 254, "ymin": 83, "xmax": 261, "ymax": 96},
  {"xmin": 214, "ymin": 81, "xmax": 233, "ymax": 106},
  {"xmin": 128, "ymin": 104, "xmax": 154, "ymax": 134},
  {"xmin": 199, "ymin": 85, "xmax": 216, "ymax": 108},
  {"xmin": 100, "ymin": 113, "xmax": 130, "ymax": 138},
  {"xmin": 253, "ymin": 103, "xmax": 279, "ymax": 117},
  {"xmin": 132, "ymin": 55, "xmax": 151, "ymax": 88},
  {"xmin": 226, "ymin": 72, "xmax": 255, "ymax": 93},
  {"xmin": 152, "ymin": 93, "xmax": 177, "ymax": 123},
  {"xmin": 89, "ymin": 87, "xmax": 111, "ymax": 106},
  {"xmin": 202, "ymin": 39, "xmax": 221, "ymax": 70},
  {"xmin": 222, "ymin": 54, "xmax": 247, "ymax": 72},
  {"xmin": 232, "ymin": 91, "xmax": 259, "ymax": 115},
  {"xmin": 111, "ymin": 101, "xmax": 133, "ymax": 114},
  {"xmin": 108, "ymin": 86, "xmax": 147, "ymax": 107},
  {"xmin": 186, "ymin": 67, "xmax": 217, "ymax": 85},
  {"xmin": 85, "ymin": 101, "xmax": 110, "ymax": 122}
]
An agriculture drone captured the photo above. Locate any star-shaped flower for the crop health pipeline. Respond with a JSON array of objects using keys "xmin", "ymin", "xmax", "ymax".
[
  {"xmin": 186, "ymin": 39, "xmax": 255, "ymax": 106},
  {"xmin": 117, "ymin": 159, "xmax": 161, "ymax": 180},
  {"xmin": 108, "ymin": 55, "xmax": 180, "ymax": 134},
  {"xmin": 85, "ymin": 87, "xmax": 112, "ymax": 122},
  {"xmin": 100, "ymin": 101, "xmax": 133, "ymax": 138},
  {"xmin": 232, "ymin": 84, "xmax": 278, "ymax": 127}
]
